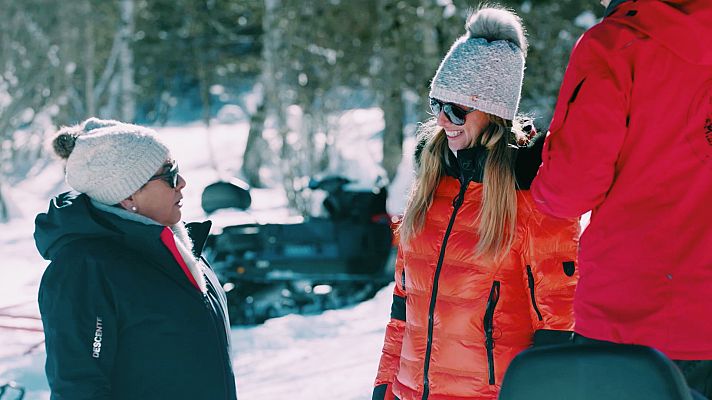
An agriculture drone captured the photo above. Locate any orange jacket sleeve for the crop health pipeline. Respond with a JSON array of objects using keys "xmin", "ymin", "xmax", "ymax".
[
  {"xmin": 522, "ymin": 211, "xmax": 580, "ymax": 333},
  {"xmin": 373, "ymin": 245, "xmax": 406, "ymax": 399}
]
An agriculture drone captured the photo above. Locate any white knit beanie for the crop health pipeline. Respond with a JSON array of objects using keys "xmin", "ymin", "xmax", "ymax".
[
  {"xmin": 429, "ymin": 7, "xmax": 528, "ymax": 120},
  {"xmin": 52, "ymin": 118, "xmax": 171, "ymax": 205}
]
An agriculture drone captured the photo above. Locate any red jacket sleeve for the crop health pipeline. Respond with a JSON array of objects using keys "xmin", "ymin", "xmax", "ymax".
[
  {"xmin": 522, "ymin": 210, "xmax": 580, "ymax": 332},
  {"xmin": 532, "ymin": 25, "xmax": 631, "ymax": 218},
  {"xmin": 373, "ymin": 245, "xmax": 406, "ymax": 399}
]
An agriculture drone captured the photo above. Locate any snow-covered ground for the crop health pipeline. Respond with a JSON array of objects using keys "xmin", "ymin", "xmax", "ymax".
[{"xmin": 0, "ymin": 109, "xmax": 415, "ymax": 399}]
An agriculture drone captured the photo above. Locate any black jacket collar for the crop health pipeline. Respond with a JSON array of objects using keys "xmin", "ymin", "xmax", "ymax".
[
  {"xmin": 416, "ymin": 132, "xmax": 545, "ymax": 190},
  {"xmin": 605, "ymin": 0, "xmax": 632, "ymax": 17},
  {"xmin": 186, "ymin": 221, "xmax": 212, "ymax": 257},
  {"xmin": 444, "ymin": 146, "xmax": 487, "ymax": 184}
]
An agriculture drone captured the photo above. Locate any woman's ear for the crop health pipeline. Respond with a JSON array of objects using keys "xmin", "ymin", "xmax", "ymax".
[{"xmin": 119, "ymin": 197, "xmax": 137, "ymax": 212}]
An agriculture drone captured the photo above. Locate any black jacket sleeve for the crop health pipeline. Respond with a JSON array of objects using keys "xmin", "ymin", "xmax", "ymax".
[
  {"xmin": 39, "ymin": 251, "xmax": 118, "ymax": 400},
  {"xmin": 514, "ymin": 131, "xmax": 545, "ymax": 190}
]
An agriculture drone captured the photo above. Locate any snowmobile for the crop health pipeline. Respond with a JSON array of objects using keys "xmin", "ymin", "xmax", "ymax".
[{"xmin": 200, "ymin": 176, "xmax": 394, "ymax": 325}]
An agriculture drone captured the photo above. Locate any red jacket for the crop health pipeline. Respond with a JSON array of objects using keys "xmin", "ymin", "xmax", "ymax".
[
  {"xmin": 531, "ymin": 0, "xmax": 712, "ymax": 360},
  {"xmin": 375, "ymin": 171, "xmax": 579, "ymax": 399}
]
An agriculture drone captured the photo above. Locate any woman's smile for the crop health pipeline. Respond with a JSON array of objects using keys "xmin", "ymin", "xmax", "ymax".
[{"xmin": 445, "ymin": 130, "xmax": 464, "ymax": 138}]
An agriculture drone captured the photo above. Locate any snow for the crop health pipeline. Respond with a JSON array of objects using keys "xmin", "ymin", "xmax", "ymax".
[
  {"xmin": 232, "ymin": 286, "xmax": 392, "ymax": 399},
  {"xmin": 574, "ymin": 10, "xmax": 598, "ymax": 29},
  {"xmin": 0, "ymin": 110, "xmax": 403, "ymax": 399}
]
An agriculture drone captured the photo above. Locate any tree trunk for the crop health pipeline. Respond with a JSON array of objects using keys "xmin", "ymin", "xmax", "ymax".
[
  {"xmin": 0, "ymin": 183, "xmax": 7, "ymax": 223},
  {"xmin": 93, "ymin": 28, "xmax": 122, "ymax": 107},
  {"xmin": 414, "ymin": 0, "xmax": 443, "ymax": 122},
  {"xmin": 105, "ymin": 75, "xmax": 121, "ymax": 118},
  {"xmin": 194, "ymin": 50, "xmax": 217, "ymax": 173},
  {"xmin": 263, "ymin": 0, "xmax": 298, "ymax": 210},
  {"xmin": 382, "ymin": 89, "xmax": 404, "ymax": 183},
  {"xmin": 242, "ymin": 99, "xmax": 267, "ymax": 187},
  {"xmin": 378, "ymin": 0, "xmax": 405, "ymax": 183},
  {"xmin": 119, "ymin": 0, "xmax": 135, "ymax": 122},
  {"xmin": 84, "ymin": 0, "xmax": 96, "ymax": 117}
]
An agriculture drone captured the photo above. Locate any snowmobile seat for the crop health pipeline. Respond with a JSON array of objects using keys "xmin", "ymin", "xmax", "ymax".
[
  {"xmin": 499, "ymin": 342, "xmax": 693, "ymax": 400},
  {"xmin": 201, "ymin": 179, "xmax": 251, "ymax": 213}
]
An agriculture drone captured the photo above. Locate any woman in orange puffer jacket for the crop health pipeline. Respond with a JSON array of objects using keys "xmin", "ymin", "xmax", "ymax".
[{"xmin": 372, "ymin": 6, "xmax": 579, "ymax": 400}]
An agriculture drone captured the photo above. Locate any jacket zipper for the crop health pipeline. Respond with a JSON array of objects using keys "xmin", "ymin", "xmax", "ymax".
[
  {"xmin": 526, "ymin": 265, "xmax": 543, "ymax": 321},
  {"xmin": 421, "ymin": 183, "xmax": 468, "ymax": 400},
  {"xmin": 483, "ymin": 280, "xmax": 501, "ymax": 385},
  {"xmin": 203, "ymin": 285, "xmax": 231, "ymax": 397}
]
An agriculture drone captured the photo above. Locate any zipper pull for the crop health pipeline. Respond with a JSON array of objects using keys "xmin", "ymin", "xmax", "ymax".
[{"xmin": 452, "ymin": 181, "xmax": 468, "ymax": 209}]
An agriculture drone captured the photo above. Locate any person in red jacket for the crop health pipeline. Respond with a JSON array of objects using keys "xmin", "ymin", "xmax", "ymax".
[
  {"xmin": 531, "ymin": 0, "xmax": 712, "ymax": 396},
  {"xmin": 373, "ymin": 6, "xmax": 580, "ymax": 400}
]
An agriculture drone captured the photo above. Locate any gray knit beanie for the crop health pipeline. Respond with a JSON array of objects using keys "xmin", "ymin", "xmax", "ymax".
[
  {"xmin": 429, "ymin": 6, "xmax": 528, "ymax": 120},
  {"xmin": 52, "ymin": 118, "xmax": 171, "ymax": 205}
]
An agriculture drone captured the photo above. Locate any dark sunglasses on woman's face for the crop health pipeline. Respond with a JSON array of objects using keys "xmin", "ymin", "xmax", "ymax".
[
  {"xmin": 429, "ymin": 97, "xmax": 475, "ymax": 126},
  {"xmin": 148, "ymin": 161, "xmax": 179, "ymax": 188}
]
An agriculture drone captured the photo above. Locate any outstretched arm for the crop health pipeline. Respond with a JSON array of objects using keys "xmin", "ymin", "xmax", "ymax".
[{"xmin": 532, "ymin": 27, "xmax": 630, "ymax": 218}]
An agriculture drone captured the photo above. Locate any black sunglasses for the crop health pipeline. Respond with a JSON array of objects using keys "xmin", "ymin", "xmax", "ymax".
[
  {"xmin": 429, "ymin": 97, "xmax": 475, "ymax": 126},
  {"xmin": 148, "ymin": 161, "xmax": 180, "ymax": 188}
]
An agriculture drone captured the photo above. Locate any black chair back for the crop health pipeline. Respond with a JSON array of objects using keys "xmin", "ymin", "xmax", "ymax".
[{"xmin": 499, "ymin": 343, "xmax": 693, "ymax": 400}]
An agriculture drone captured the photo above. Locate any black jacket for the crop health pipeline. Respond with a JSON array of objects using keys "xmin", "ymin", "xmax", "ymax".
[{"xmin": 34, "ymin": 192, "xmax": 237, "ymax": 400}]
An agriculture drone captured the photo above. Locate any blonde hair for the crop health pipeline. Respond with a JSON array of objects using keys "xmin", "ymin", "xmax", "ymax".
[{"xmin": 399, "ymin": 115, "xmax": 529, "ymax": 260}]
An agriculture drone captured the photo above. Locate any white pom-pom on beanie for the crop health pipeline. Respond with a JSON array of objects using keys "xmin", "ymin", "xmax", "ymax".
[
  {"xmin": 429, "ymin": 6, "xmax": 527, "ymax": 120},
  {"xmin": 61, "ymin": 118, "xmax": 171, "ymax": 205}
]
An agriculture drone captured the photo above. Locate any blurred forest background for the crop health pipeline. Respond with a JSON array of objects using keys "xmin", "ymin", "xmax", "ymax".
[{"xmin": 0, "ymin": 0, "xmax": 602, "ymax": 221}]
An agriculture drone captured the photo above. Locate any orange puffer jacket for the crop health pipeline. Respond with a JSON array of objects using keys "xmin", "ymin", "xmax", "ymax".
[{"xmin": 374, "ymin": 170, "xmax": 579, "ymax": 399}]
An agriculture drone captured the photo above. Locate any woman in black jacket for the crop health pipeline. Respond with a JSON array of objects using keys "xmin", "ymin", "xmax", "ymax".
[{"xmin": 34, "ymin": 118, "xmax": 237, "ymax": 400}]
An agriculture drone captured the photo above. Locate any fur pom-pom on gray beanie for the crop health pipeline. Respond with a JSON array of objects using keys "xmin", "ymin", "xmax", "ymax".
[
  {"xmin": 429, "ymin": 6, "xmax": 528, "ymax": 120},
  {"xmin": 52, "ymin": 118, "xmax": 170, "ymax": 205}
]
